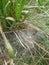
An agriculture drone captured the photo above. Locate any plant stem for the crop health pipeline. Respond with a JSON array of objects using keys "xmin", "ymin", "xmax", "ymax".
[
  {"xmin": 15, "ymin": 0, "xmax": 26, "ymax": 22},
  {"xmin": 0, "ymin": 23, "xmax": 15, "ymax": 59}
]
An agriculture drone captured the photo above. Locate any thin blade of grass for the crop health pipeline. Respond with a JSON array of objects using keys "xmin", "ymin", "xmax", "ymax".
[
  {"xmin": 0, "ymin": 0, "xmax": 7, "ymax": 29},
  {"xmin": 0, "ymin": 0, "xmax": 4, "ymax": 15},
  {"xmin": 15, "ymin": 0, "xmax": 26, "ymax": 22},
  {"xmin": 4, "ymin": 0, "xmax": 11, "ymax": 13},
  {"xmin": 38, "ymin": 0, "xmax": 43, "ymax": 6},
  {"xmin": 15, "ymin": 0, "xmax": 19, "ymax": 21},
  {"xmin": 0, "ymin": 23, "xmax": 15, "ymax": 58}
]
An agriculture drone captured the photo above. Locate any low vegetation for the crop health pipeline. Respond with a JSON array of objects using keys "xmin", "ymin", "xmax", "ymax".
[{"xmin": 0, "ymin": 0, "xmax": 49, "ymax": 65}]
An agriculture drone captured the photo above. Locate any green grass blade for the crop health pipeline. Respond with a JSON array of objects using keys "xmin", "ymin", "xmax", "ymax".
[
  {"xmin": 0, "ymin": 0, "xmax": 4, "ymax": 15},
  {"xmin": 17, "ymin": 0, "xmax": 26, "ymax": 21},
  {"xmin": 4, "ymin": 0, "xmax": 10, "ymax": 14},
  {"xmin": 38, "ymin": 0, "xmax": 43, "ymax": 6},
  {"xmin": 0, "ymin": 0, "xmax": 8, "ymax": 29},
  {"xmin": 15, "ymin": 0, "xmax": 26, "ymax": 22},
  {"xmin": 15, "ymin": 0, "xmax": 19, "ymax": 22},
  {"xmin": 45, "ymin": 0, "xmax": 49, "ymax": 6}
]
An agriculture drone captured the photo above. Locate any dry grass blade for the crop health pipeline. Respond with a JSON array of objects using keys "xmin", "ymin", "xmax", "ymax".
[
  {"xmin": 13, "ymin": 29, "xmax": 35, "ymax": 56},
  {"xmin": 14, "ymin": 31, "xmax": 26, "ymax": 49},
  {"xmin": 0, "ymin": 23, "xmax": 15, "ymax": 59}
]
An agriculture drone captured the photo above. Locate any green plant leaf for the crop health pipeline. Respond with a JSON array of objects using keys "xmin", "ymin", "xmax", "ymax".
[
  {"xmin": 0, "ymin": 0, "xmax": 4, "ymax": 14},
  {"xmin": 45, "ymin": 0, "xmax": 49, "ymax": 6},
  {"xmin": 38, "ymin": 0, "xmax": 43, "ymax": 6},
  {"xmin": 4, "ymin": 0, "xmax": 11, "ymax": 13},
  {"xmin": 15, "ymin": 0, "xmax": 26, "ymax": 22},
  {"xmin": 15, "ymin": 0, "xmax": 19, "ymax": 21}
]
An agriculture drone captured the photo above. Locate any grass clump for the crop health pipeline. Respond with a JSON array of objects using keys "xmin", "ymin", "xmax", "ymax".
[
  {"xmin": 0, "ymin": 0, "xmax": 49, "ymax": 65},
  {"xmin": 0, "ymin": 0, "xmax": 27, "ymax": 59}
]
